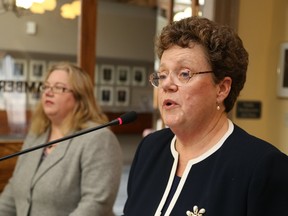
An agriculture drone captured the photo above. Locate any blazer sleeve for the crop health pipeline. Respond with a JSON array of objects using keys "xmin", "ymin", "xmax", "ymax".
[
  {"xmin": 247, "ymin": 149, "xmax": 288, "ymax": 215},
  {"xmin": 0, "ymin": 134, "xmax": 36, "ymax": 216},
  {"xmin": 0, "ymin": 178, "xmax": 17, "ymax": 216}
]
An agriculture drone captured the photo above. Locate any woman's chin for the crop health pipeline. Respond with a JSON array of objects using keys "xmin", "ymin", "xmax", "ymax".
[{"xmin": 163, "ymin": 120, "xmax": 179, "ymax": 129}]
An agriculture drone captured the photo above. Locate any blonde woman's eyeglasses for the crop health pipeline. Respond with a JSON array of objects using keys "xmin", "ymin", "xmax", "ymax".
[{"xmin": 40, "ymin": 85, "xmax": 73, "ymax": 94}]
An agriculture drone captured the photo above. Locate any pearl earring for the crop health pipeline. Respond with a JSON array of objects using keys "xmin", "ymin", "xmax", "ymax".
[{"xmin": 217, "ymin": 104, "xmax": 220, "ymax": 110}]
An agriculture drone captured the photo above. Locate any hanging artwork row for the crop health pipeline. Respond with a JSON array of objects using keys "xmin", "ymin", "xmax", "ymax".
[
  {"xmin": 94, "ymin": 64, "xmax": 148, "ymax": 108},
  {"xmin": 0, "ymin": 54, "xmax": 152, "ymax": 111}
]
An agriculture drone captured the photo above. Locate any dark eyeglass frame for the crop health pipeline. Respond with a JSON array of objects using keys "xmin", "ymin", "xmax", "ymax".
[
  {"xmin": 40, "ymin": 85, "xmax": 73, "ymax": 94},
  {"xmin": 149, "ymin": 70, "xmax": 213, "ymax": 88}
]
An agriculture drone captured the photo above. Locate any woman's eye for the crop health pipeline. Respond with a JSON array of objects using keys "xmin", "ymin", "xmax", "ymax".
[
  {"xmin": 179, "ymin": 71, "xmax": 191, "ymax": 79},
  {"xmin": 157, "ymin": 73, "xmax": 167, "ymax": 80}
]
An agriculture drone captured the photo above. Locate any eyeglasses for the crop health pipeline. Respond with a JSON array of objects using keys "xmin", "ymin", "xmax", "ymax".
[
  {"xmin": 149, "ymin": 70, "xmax": 213, "ymax": 88},
  {"xmin": 40, "ymin": 85, "xmax": 73, "ymax": 94}
]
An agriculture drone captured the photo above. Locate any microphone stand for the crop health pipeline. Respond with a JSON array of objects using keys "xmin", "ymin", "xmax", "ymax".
[{"xmin": 0, "ymin": 111, "xmax": 137, "ymax": 162}]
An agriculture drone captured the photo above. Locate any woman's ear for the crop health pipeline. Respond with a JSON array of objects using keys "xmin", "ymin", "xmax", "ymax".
[{"xmin": 217, "ymin": 77, "xmax": 232, "ymax": 102}]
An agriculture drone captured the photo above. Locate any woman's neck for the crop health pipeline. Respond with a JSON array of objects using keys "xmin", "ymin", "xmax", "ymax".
[
  {"xmin": 175, "ymin": 115, "xmax": 229, "ymax": 176},
  {"xmin": 49, "ymin": 125, "xmax": 64, "ymax": 142}
]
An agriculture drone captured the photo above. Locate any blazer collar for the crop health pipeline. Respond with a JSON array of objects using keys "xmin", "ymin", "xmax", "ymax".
[{"xmin": 31, "ymin": 130, "xmax": 72, "ymax": 187}]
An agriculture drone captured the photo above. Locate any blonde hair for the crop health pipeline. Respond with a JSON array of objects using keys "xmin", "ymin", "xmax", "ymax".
[{"xmin": 30, "ymin": 62, "xmax": 108, "ymax": 135}]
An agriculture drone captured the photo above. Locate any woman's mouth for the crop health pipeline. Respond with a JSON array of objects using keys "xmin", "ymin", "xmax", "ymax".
[
  {"xmin": 163, "ymin": 99, "xmax": 178, "ymax": 108},
  {"xmin": 44, "ymin": 99, "xmax": 54, "ymax": 105}
]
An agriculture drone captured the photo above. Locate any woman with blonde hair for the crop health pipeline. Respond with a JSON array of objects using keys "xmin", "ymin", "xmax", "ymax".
[{"xmin": 0, "ymin": 62, "xmax": 122, "ymax": 216}]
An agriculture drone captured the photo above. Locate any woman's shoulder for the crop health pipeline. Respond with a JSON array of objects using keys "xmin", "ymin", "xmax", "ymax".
[
  {"xmin": 80, "ymin": 121, "xmax": 117, "ymax": 136},
  {"xmin": 72, "ymin": 122, "xmax": 119, "ymax": 146},
  {"xmin": 143, "ymin": 128, "xmax": 174, "ymax": 141},
  {"xmin": 227, "ymin": 123, "xmax": 287, "ymax": 160},
  {"xmin": 232, "ymin": 124, "xmax": 278, "ymax": 148},
  {"xmin": 138, "ymin": 128, "xmax": 174, "ymax": 151},
  {"xmin": 23, "ymin": 130, "xmax": 49, "ymax": 147}
]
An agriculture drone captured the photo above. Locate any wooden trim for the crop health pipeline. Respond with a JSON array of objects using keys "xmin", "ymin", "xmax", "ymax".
[
  {"xmin": 214, "ymin": 0, "xmax": 240, "ymax": 31},
  {"xmin": 77, "ymin": 0, "xmax": 97, "ymax": 81},
  {"xmin": 0, "ymin": 141, "xmax": 22, "ymax": 192},
  {"xmin": 0, "ymin": 111, "xmax": 152, "ymax": 135}
]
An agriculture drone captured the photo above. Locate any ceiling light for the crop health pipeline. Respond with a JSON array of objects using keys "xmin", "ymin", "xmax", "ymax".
[
  {"xmin": 0, "ymin": 0, "xmax": 56, "ymax": 17},
  {"xmin": 60, "ymin": 0, "xmax": 80, "ymax": 19}
]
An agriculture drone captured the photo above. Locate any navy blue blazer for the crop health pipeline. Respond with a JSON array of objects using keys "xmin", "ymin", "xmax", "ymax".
[{"xmin": 123, "ymin": 124, "xmax": 288, "ymax": 216}]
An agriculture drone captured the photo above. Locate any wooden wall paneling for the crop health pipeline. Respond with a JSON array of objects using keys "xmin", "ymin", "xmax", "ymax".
[
  {"xmin": 0, "ymin": 110, "xmax": 151, "ymax": 135},
  {"xmin": 0, "ymin": 141, "xmax": 23, "ymax": 192}
]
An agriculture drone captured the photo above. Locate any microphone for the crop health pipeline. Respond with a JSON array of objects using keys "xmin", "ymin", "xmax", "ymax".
[
  {"xmin": 0, "ymin": 111, "xmax": 138, "ymax": 162},
  {"xmin": 108, "ymin": 111, "xmax": 138, "ymax": 126}
]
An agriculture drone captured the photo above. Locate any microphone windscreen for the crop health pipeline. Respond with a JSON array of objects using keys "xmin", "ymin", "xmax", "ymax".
[{"xmin": 119, "ymin": 111, "xmax": 138, "ymax": 125}]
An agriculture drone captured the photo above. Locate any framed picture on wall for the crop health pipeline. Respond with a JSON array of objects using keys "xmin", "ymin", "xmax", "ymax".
[
  {"xmin": 116, "ymin": 65, "xmax": 130, "ymax": 85},
  {"xmin": 131, "ymin": 66, "xmax": 146, "ymax": 86},
  {"xmin": 277, "ymin": 42, "xmax": 288, "ymax": 98},
  {"xmin": 98, "ymin": 86, "xmax": 114, "ymax": 106},
  {"xmin": 115, "ymin": 86, "xmax": 130, "ymax": 106},
  {"xmin": 100, "ymin": 64, "xmax": 115, "ymax": 85},
  {"xmin": 94, "ymin": 64, "xmax": 100, "ymax": 85},
  {"xmin": 29, "ymin": 60, "xmax": 47, "ymax": 82},
  {"xmin": 0, "ymin": 59, "xmax": 4, "ymax": 80},
  {"xmin": 13, "ymin": 59, "xmax": 28, "ymax": 81},
  {"xmin": 94, "ymin": 85, "xmax": 98, "ymax": 100}
]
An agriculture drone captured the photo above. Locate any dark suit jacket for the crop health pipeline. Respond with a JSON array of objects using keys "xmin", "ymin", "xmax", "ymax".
[{"xmin": 123, "ymin": 123, "xmax": 288, "ymax": 216}]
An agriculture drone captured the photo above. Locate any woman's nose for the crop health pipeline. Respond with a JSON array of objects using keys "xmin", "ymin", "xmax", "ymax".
[{"xmin": 161, "ymin": 75, "xmax": 178, "ymax": 91}]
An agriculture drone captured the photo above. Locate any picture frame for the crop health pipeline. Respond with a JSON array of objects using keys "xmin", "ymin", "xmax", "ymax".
[
  {"xmin": 0, "ymin": 58, "xmax": 4, "ymax": 80},
  {"xmin": 98, "ymin": 86, "xmax": 114, "ymax": 106},
  {"xmin": 94, "ymin": 64, "xmax": 100, "ymax": 85},
  {"xmin": 131, "ymin": 66, "xmax": 146, "ymax": 86},
  {"xmin": 99, "ymin": 64, "xmax": 115, "ymax": 85},
  {"xmin": 29, "ymin": 60, "xmax": 47, "ymax": 82},
  {"xmin": 115, "ymin": 86, "xmax": 130, "ymax": 106},
  {"xmin": 116, "ymin": 65, "xmax": 130, "ymax": 86},
  {"xmin": 94, "ymin": 85, "xmax": 98, "ymax": 100},
  {"xmin": 13, "ymin": 59, "xmax": 28, "ymax": 81},
  {"xmin": 277, "ymin": 42, "xmax": 288, "ymax": 98}
]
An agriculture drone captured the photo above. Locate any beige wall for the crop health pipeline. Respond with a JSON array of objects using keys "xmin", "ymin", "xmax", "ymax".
[
  {"xmin": 233, "ymin": 0, "xmax": 288, "ymax": 154},
  {"xmin": 0, "ymin": 1, "xmax": 156, "ymax": 61}
]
